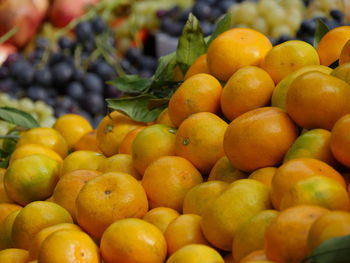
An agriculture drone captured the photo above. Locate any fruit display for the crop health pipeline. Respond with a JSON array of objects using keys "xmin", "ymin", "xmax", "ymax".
[{"xmin": 1, "ymin": 12, "xmax": 350, "ymax": 262}]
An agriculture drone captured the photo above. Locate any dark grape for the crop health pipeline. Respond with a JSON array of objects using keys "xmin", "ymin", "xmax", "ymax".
[
  {"xmin": 94, "ymin": 61, "xmax": 116, "ymax": 81},
  {"xmin": 82, "ymin": 73, "xmax": 103, "ymax": 93},
  {"xmin": 330, "ymin": 9, "xmax": 344, "ymax": 23},
  {"xmin": 35, "ymin": 37, "xmax": 49, "ymax": 50},
  {"xmin": 0, "ymin": 67, "xmax": 9, "ymax": 79},
  {"xmin": 139, "ymin": 56, "xmax": 157, "ymax": 71},
  {"xmin": 27, "ymin": 85, "xmax": 48, "ymax": 101},
  {"xmin": 201, "ymin": 21, "xmax": 214, "ymax": 36},
  {"xmin": 48, "ymin": 52, "xmax": 65, "ymax": 65},
  {"xmin": 3, "ymin": 53, "xmax": 21, "ymax": 67},
  {"xmin": 75, "ymin": 21, "xmax": 94, "ymax": 43},
  {"xmin": 125, "ymin": 48, "xmax": 142, "ymax": 65},
  {"xmin": 34, "ymin": 67, "xmax": 52, "ymax": 86},
  {"xmin": 66, "ymin": 81, "xmax": 84, "ymax": 99},
  {"xmin": 58, "ymin": 36, "xmax": 75, "ymax": 51},
  {"xmin": 298, "ymin": 19, "xmax": 316, "ymax": 36},
  {"xmin": 51, "ymin": 62, "xmax": 74, "ymax": 85},
  {"xmin": 0, "ymin": 78, "xmax": 14, "ymax": 93},
  {"xmin": 104, "ymin": 85, "xmax": 123, "ymax": 98},
  {"xmin": 192, "ymin": 2, "xmax": 212, "ymax": 21},
  {"xmin": 80, "ymin": 92, "xmax": 105, "ymax": 115},
  {"xmin": 91, "ymin": 17, "xmax": 107, "ymax": 34},
  {"xmin": 10, "ymin": 60, "xmax": 34, "ymax": 85}
]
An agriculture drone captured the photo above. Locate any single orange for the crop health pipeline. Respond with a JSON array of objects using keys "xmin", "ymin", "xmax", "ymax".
[
  {"xmin": 10, "ymin": 144, "xmax": 63, "ymax": 164},
  {"xmin": 142, "ymin": 207, "xmax": 180, "ymax": 233},
  {"xmin": 166, "ymin": 244, "xmax": 224, "ymax": 263},
  {"xmin": 0, "ymin": 169, "xmax": 13, "ymax": 203},
  {"xmin": 224, "ymin": 107, "xmax": 298, "ymax": 172},
  {"xmin": 248, "ymin": 167, "xmax": 277, "ymax": 188},
  {"xmin": 331, "ymin": 63, "xmax": 350, "ymax": 85},
  {"xmin": 156, "ymin": 108, "xmax": 175, "ymax": 127},
  {"xmin": 339, "ymin": 39, "xmax": 350, "ymax": 65},
  {"xmin": 118, "ymin": 126, "xmax": 146, "ymax": 155},
  {"xmin": 184, "ymin": 54, "xmax": 210, "ymax": 80},
  {"xmin": 100, "ymin": 218, "xmax": 167, "ymax": 263},
  {"xmin": 221, "ymin": 66, "xmax": 275, "ymax": 121},
  {"xmin": 0, "ymin": 203, "xmax": 21, "ymax": 224},
  {"xmin": 0, "ymin": 248, "xmax": 29, "ymax": 263},
  {"xmin": 73, "ymin": 130, "xmax": 102, "ymax": 153},
  {"xmin": 0, "ymin": 209, "xmax": 21, "ymax": 250},
  {"xmin": 207, "ymin": 28, "xmax": 272, "ymax": 81},
  {"xmin": 330, "ymin": 114, "xmax": 350, "ymax": 167},
  {"xmin": 168, "ymin": 73, "xmax": 222, "ymax": 127},
  {"xmin": 208, "ymin": 156, "xmax": 247, "ymax": 183},
  {"xmin": 240, "ymin": 250, "xmax": 269, "ymax": 263}
]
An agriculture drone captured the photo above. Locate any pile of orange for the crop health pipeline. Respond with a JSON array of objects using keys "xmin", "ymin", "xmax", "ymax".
[{"xmin": 2, "ymin": 26, "xmax": 350, "ymax": 263}]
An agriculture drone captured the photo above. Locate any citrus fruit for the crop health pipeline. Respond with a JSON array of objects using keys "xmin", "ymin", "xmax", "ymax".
[
  {"xmin": 73, "ymin": 130, "xmax": 101, "ymax": 153},
  {"xmin": 53, "ymin": 114, "xmax": 93, "ymax": 149},
  {"xmin": 97, "ymin": 153, "xmax": 141, "ymax": 180},
  {"xmin": 248, "ymin": 167, "xmax": 277, "ymax": 188},
  {"xmin": 10, "ymin": 144, "xmax": 63, "ymax": 164},
  {"xmin": 201, "ymin": 179, "xmax": 271, "ymax": 251},
  {"xmin": 0, "ymin": 170, "xmax": 13, "ymax": 203},
  {"xmin": 75, "ymin": 172, "xmax": 148, "ymax": 239},
  {"xmin": 52, "ymin": 170, "xmax": 101, "ymax": 221},
  {"xmin": 0, "ymin": 203, "xmax": 21, "ymax": 224},
  {"xmin": 16, "ymin": 127, "xmax": 68, "ymax": 158},
  {"xmin": 96, "ymin": 111, "xmax": 144, "ymax": 157},
  {"xmin": 38, "ymin": 229, "xmax": 100, "ymax": 263},
  {"xmin": 221, "ymin": 66, "xmax": 275, "ymax": 121},
  {"xmin": 132, "ymin": 124, "xmax": 177, "ymax": 175},
  {"xmin": 183, "ymin": 181, "xmax": 228, "ymax": 216},
  {"xmin": 184, "ymin": 54, "xmax": 210, "ymax": 80},
  {"xmin": 208, "ymin": 156, "xmax": 247, "ymax": 183},
  {"xmin": 60, "ymin": 150, "xmax": 105, "ymax": 176},
  {"xmin": 168, "ymin": 73, "xmax": 222, "ymax": 127},
  {"xmin": 339, "ymin": 39, "xmax": 350, "ymax": 65},
  {"xmin": 156, "ymin": 108, "xmax": 175, "ymax": 128},
  {"xmin": 118, "ymin": 126, "xmax": 146, "ymax": 155},
  {"xmin": 262, "ymin": 40, "xmax": 320, "ymax": 83},
  {"xmin": 142, "ymin": 156, "xmax": 203, "ymax": 212},
  {"xmin": 0, "ymin": 248, "xmax": 29, "ymax": 263},
  {"xmin": 166, "ymin": 244, "xmax": 224, "ymax": 263},
  {"xmin": 308, "ymin": 211, "xmax": 350, "ymax": 251},
  {"xmin": 271, "ymin": 65, "xmax": 332, "ymax": 110},
  {"xmin": 317, "ymin": 26, "xmax": 350, "ymax": 66},
  {"xmin": 284, "ymin": 129, "xmax": 337, "ymax": 166},
  {"xmin": 165, "ymin": 214, "xmax": 209, "ymax": 255},
  {"xmin": 264, "ymin": 205, "xmax": 329, "ymax": 263},
  {"xmin": 142, "ymin": 207, "xmax": 180, "ymax": 233},
  {"xmin": 331, "ymin": 63, "xmax": 350, "ymax": 84},
  {"xmin": 0, "ymin": 209, "xmax": 20, "ymax": 250},
  {"xmin": 100, "ymin": 218, "xmax": 167, "ymax": 263},
  {"xmin": 232, "ymin": 210, "xmax": 279, "ymax": 262},
  {"xmin": 330, "ymin": 114, "xmax": 350, "ymax": 167},
  {"xmin": 175, "ymin": 112, "xmax": 228, "ymax": 174},
  {"xmin": 286, "ymin": 71, "xmax": 350, "ymax": 130},
  {"xmin": 207, "ymin": 28, "xmax": 272, "ymax": 81},
  {"xmin": 271, "ymin": 158, "xmax": 346, "ymax": 210},
  {"xmin": 240, "ymin": 250, "xmax": 269, "ymax": 263},
  {"xmin": 12, "ymin": 201, "xmax": 73, "ymax": 249},
  {"xmin": 4, "ymin": 154, "xmax": 60, "ymax": 205},
  {"xmin": 224, "ymin": 107, "xmax": 298, "ymax": 172}
]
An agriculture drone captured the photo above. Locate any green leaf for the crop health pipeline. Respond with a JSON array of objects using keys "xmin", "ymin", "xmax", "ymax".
[
  {"xmin": 0, "ymin": 107, "xmax": 39, "ymax": 128},
  {"xmin": 206, "ymin": 13, "xmax": 232, "ymax": 46},
  {"xmin": 176, "ymin": 13, "xmax": 207, "ymax": 74},
  {"xmin": 106, "ymin": 94, "xmax": 167, "ymax": 122},
  {"xmin": 328, "ymin": 59, "xmax": 339, "ymax": 69},
  {"xmin": 151, "ymin": 52, "xmax": 178, "ymax": 88},
  {"xmin": 302, "ymin": 235, "xmax": 350, "ymax": 263},
  {"xmin": 108, "ymin": 75, "xmax": 152, "ymax": 94},
  {"xmin": 313, "ymin": 19, "xmax": 329, "ymax": 49},
  {"xmin": 148, "ymin": 98, "xmax": 170, "ymax": 110},
  {"xmin": 0, "ymin": 159, "xmax": 9, "ymax": 168}
]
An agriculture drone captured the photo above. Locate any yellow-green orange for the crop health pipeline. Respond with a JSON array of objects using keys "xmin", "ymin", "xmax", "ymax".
[{"xmin": 208, "ymin": 156, "xmax": 247, "ymax": 183}]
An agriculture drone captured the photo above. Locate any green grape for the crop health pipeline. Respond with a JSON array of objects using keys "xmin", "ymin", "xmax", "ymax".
[
  {"xmin": 251, "ymin": 17, "xmax": 268, "ymax": 34},
  {"xmin": 265, "ymin": 5, "xmax": 286, "ymax": 27},
  {"xmin": 18, "ymin": 98, "xmax": 35, "ymax": 112},
  {"xmin": 286, "ymin": 8, "xmax": 303, "ymax": 32},
  {"xmin": 270, "ymin": 24, "xmax": 293, "ymax": 38}
]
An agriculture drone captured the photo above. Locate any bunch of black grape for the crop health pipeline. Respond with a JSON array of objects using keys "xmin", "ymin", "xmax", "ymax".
[{"xmin": 0, "ymin": 16, "xmax": 158, "ymax": 125}]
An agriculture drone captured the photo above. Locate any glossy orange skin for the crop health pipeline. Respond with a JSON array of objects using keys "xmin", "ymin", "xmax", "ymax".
[
  {"xmin": 240, "ymin": 250, "xmax": 269, "ymax": 263},
  {"xmin": 330, "ymin": 114, "xmax": 350, "ymax": 167},
  {"xmin": 208, "ymin": 156, "xmax": 247, "ymax": 183},
  {"xmin": 286, "ymin": 71, "xmax": 350, "ymax": 130},
  {"xmin": 224, "ymin": 107, "xmax": 298, "ymax": 172},
  {"xmin": 184, "ymin": 54, "xmax": 210, "ymax": 80},
  {"xmin": 248, "ymin": 167, "xmax": 277, "ymax": 188},
  {"xmin": 142, "ymin": 207, "xmax": 180, "ymax": 233},
  {"xmin": 168, "ymin": 73, "xmax": 222, "ymax": 127},
  {"xmin": 339, "ymin": 39, "xmax": 350, "ymax": 65},
  {"xmin": 264, "ymin": 205, "xmax": 329, "ymax": 263},
  {"xmin": 0, "ymin": 203, "xmax": 21, "ymax": 224},
  {"xmin": 0, "ymin": 248, "xmax": 29, "ymax": 263},
  {"xmin": 73, "ymin": 130, "xmax": 102, "ymax": 153},
  {"xmin": 118, "ymin": 126, "xmax": 146, "ymax": 155},
  {"xmin": 331, "ymin": 63, "xmax": 350, "ymax": 85}
]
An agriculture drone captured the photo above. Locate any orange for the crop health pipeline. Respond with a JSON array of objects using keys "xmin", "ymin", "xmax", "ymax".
[
  {"xmin": 173, "ymin": 65, "xmax": 184, "ymax": 82},
  {"xmin": 339, "ymin": 39, "xmax": 350, "ymax": 65},
  {"xmin": 184, "ymin": 54, "xmax": 210, "ymax": 80},
  {"xmin": 208, "ymin": 156, "xmax": 247, "ymax": 183},
  {"xmin": 132, "ymin": 124, "xmax": 177, "ymax": 175},
  {"xmin": 224, "ymin": 107, "xmax": 298, "ymax": 172},
  {"xmin": 60, "ymin": 150, "xmax": 105, "ymax": 176},
  {"xmin": 0, "ymin": 210, "xmax": 20, "ymax": 250},
  {"xmin": 75, "ymin": 172, "xmax": 148, "ymax": 239},
  {"xmin": 142, "ymin": 156, "xmax": 203, "ymax": 212},
  {"xmin": 284, "ymin": 129, "xmax": 338, "ymax": 167},
  {"xmin": 223, "ymin": 253, "xmax": 235, "ymax": 263},
  {"xmin": 38, "ymin": 229, "xmax": 100, "ymax": 263},
  {"xmin": 331, "ymin": 63, "xmax": 350, "ymax": 85},
  {"xmin": 175, "ymin": 112, "xmax": 228, "ymax": 174},
  {"xmin": 248, "ymin": 167, "xmax": 277, "ymax": 188},
  {"xmin": 207, "ymin": 28, "xmax": 272, "ymax": 81},
  {"xmin": 286, "ymin": 71, "xmax": 350, "ymax": 130},
  {"xmin": 9, "ymin": 144, "xmax": 63, "ymax": 164},
  {"xmin": 271, "ymin": 158, "xmax": 346, "ymax": 210},
  {"xmin": 240, "ymin": 250, "xmax": 269, "ymax": 263},
  {"xmin": 232, "ymin": 210, "xmax": 279, "ymax": 262},
  {"xmin": 143, "ymin": 207, "xmax": 180, "ymax": 233},
  {"xmin": 52, "ymin": 170, "xmax": 101, "ymax": 221},
  {"xmin": 0, "ymin": 169, "xmax": 13, "ymax": 203},
  {"xmin": 156, "ymin": 108, "xmax": 175, "ymax": 127},
  {"xmin": 183, "ymin": 181, "xmax": 228, "ymax": 216},
  {"xmin": 0, "ymin": 248, "xmax": 29, "ymax": 263},
  {"xmin": 4, "ymin": 154, "xmax": 60, "ymax": 205},
  {"xmin": 317, "ymin": 26, "xmax": 350, "ymax": 66},
  {"xmin": 201, "ymin": 179, "xmax": 271, "ymax": 251},
  {"xmin": 53, "ymin": 114, "xmax": 93, "ymax": 149},
  {"xmin": 96, "ymin": 111, "xmax": 144, "ymax": 157},
  {"xmin": 308, "ymin": 211, "xmax": 350, "ymax": 251},
  {"xmin": 73, "ymin": 130, "xmax": 101, "ymax": 153},
  {"xmin": 16, "ymin": 127, "xmax": 68, "ymax": 158},
  {"xmin": 271, "ymin": 65, "xmax": 332, "ymax": 110},
  {"xmin": 330, "ymin": 114, "xmax": 350, "ymax": 167},
  {"xmin": 118, "ymin": 126, "xmax": 146, "ymax": 155},
  {"xmin": 100, "ymin": 218, "xmax": 166, "ymax": 263},
  {"xmin": 0, "ymin": 203, "xmax": 21, "ymax": 224},
  {"xmin": 165, "ymin": 214, "xmax": 209, "ymax": 255},
  {"xmin": 262, "ymin": 40, "xmax": 320, "ymax": 83},
  {"xmin": 280, "ymin": 176, "xmax": 350, "ymax": 211},
  {"xmin": 166, "ymin": 244, "xmax": 224, "ymax": 263},
  {"xmin": 168, "ymin": 73, "xmax": 222, "ymax": 127},
  {"xmin": 12, "ymin": 201, "xmax": 73, "ymax": 249},
  {"xmin": 97, "ymin": 153, "xmax": 141, "ymax": 180},
  {"xmin": 264, "ymin": 205, "xmax": 329, "ymax": 263},
  {"xmin": 28, "ymin": 223, "xmax": 81, "ymax": 260},
  {"xmin": 221, "ymin": 66, "xmax": 275, "ymax": 121}
]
